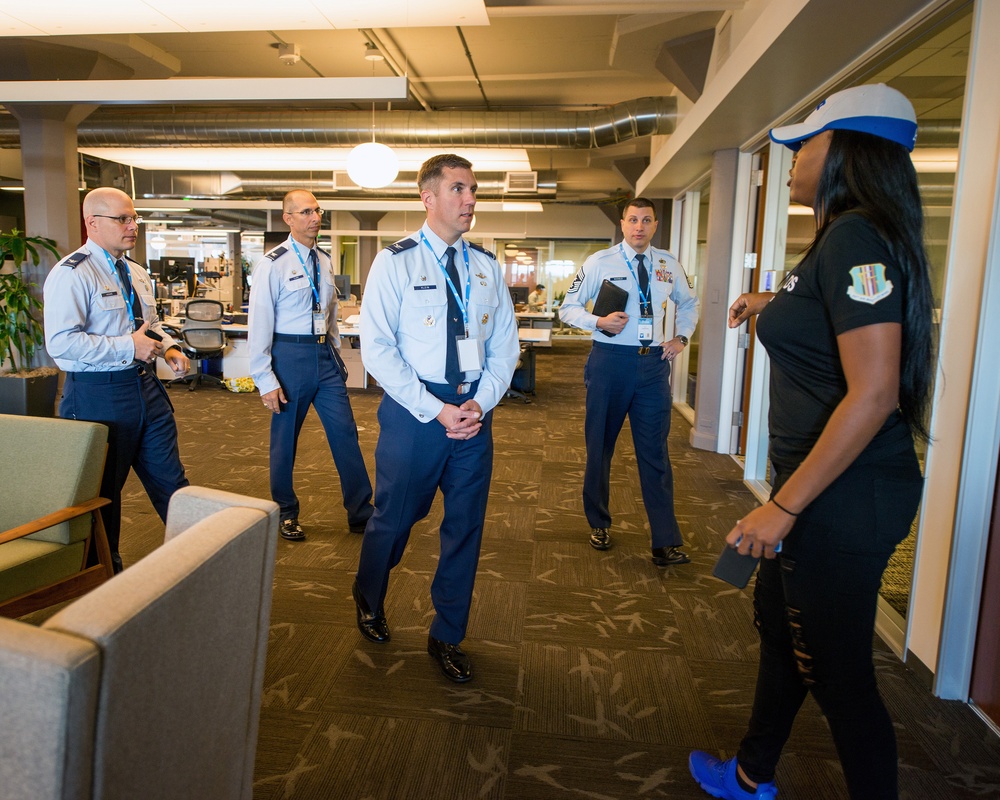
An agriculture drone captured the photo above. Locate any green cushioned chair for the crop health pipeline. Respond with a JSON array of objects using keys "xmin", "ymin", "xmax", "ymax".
[{"xmin": 0, "ymin": 413, "xmax": 114, "ymax": 618}]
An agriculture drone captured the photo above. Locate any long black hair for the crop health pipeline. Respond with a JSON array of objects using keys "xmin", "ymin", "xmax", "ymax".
[{"xmin": 810, "ymin": 129, "xmax": 934, "ymax": 442}]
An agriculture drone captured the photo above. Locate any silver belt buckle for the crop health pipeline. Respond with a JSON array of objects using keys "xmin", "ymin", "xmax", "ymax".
[
  {"xmin": 638, "ymin": 346, "xmax": 650, "ymax": 355},
  {"xmin": 457, "ymin": 382, "xmax": 472, "ymax": 395}
]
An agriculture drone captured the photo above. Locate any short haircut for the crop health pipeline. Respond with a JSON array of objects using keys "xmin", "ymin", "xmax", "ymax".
[
  {"xmin": 418, "ymin": 154, "xmax": 473, "ymax": 191},
  {"xmin": 623, "ymin": 197, "xmax": 656, "ymax": 220},
  {"xmin": 283, "ymin": 190, "xmax": 315, "ymax": 213}
]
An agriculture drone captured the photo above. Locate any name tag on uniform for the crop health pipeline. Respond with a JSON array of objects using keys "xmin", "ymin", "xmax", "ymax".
[
  {"xmin": 637, "ymin": 314, "xmax": 654, "ymax": 345},
  {"xmin": 312, "ymin": 310, "xmax": 325, "ymax": 336},
  {"xmin": 456, "ymin": 336, "xmax": 484, "ymax": 372},
  {"xmin": 414, "ymin": 285, "xmax": 437, "ymax": 291},
  {"xmin": 101, "ymin": 290, "xmax": 118, "ymax": 298}
]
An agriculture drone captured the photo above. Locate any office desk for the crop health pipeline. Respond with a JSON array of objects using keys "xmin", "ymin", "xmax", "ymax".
[
  {"xmin": 158, "ymin": 318, "xmax": 371, "ymax": 388},
  {"xmin": 518, "ymin": 327, "xmax": 552, "ymax": 347},
  {"xmin": 515, "ymin": 312, "xmax": 555, "ymax": 329}
]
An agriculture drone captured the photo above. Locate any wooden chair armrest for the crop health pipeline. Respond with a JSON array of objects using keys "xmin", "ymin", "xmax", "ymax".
[{"xmin": 0, "ymin": 497, "xmax": 112, "ymax": 546}]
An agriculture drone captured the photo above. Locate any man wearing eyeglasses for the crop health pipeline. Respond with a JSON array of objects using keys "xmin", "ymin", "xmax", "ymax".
[
  {"xmin": 248, "ymin": 190, "xmax": 373, "ymax": 542},
  {"xmin": 44, "ymin": 187, "xmax": 191, "ymax": 573}
]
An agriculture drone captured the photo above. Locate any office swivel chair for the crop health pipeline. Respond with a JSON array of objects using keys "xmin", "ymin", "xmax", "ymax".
[{"xmin": 168, "ymin": 299, "xmax": 227, "ymax": 391}]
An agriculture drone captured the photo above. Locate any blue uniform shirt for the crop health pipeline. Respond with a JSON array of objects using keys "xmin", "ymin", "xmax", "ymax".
[
  {"xmin": 361, "ymin": 223, "xmax": 520, "ymax": 422},
  {"xmin": 247, "ymin": 235, "xmax": 342, "ymax": 396},
  {"xmin": 559, "ymin": 243, "xmax": 700, "ymax": 345},
  {"xmin": 43, "ymin": 240, "xmax": 179, "ymax": 372}
]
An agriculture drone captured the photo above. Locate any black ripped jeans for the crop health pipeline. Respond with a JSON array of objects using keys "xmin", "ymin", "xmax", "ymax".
[{"xmin": 737, "ymin": 443, "xmax": 922, "ymax": 799}]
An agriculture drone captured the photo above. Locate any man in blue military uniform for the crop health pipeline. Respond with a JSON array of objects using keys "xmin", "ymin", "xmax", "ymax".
[
  {"xmin": 248, "ymin": 189, "xmax": 373, "ymax": 541},
  {"xmin": 560, "ymin": 197, "xmax": 700, "ymax": 567},
  {"xmin": 44, "ymin": 187, "xmax": 190, "ymax": 573},
  {"xmin": 354, "ymin": 154, "xmax": 519, "ymax": 682}
]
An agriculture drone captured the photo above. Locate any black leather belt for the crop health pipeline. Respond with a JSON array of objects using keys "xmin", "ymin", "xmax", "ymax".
[
  {"xmin": 273, "ymin": 333, "xmax": 326, "ymax": 344},
  {"xmin": 69, "ymin": 365, "xmax": 148, "ymax": 383}
]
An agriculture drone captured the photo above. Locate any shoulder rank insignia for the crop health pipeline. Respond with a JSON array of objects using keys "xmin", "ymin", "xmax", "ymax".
[
  {"xmin": 468, "ymin": 241, "xmax": 497, "ymax": 260},
  {"xmin": 387, "ymin": 238, "xmax": 418, "ymax": 255},
  {"xmin": 266, "ymin": 245, "xmax": 288, "ymax": 261},
  {"xmin": 62, "ymin": 251, "xmax": 87, "ymax": 269}
]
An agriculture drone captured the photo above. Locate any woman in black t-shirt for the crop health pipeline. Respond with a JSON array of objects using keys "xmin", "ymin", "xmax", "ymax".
[{"xmin": 690, "ymin": 84, "xmax": 933, "ymax": 800}]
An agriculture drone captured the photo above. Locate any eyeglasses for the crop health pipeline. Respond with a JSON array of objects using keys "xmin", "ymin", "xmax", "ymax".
[
  {"xmin": 287, "ymin": 207, "xmax": 325, "ymax": 218},
  {"xmin": 93, "ymin": 214, "xmax": 144, "ymax": 225}
]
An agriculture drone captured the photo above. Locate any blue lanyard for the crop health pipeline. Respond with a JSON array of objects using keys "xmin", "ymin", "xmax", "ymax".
[
  {"xmin": 102, "ymin": 249, "xmax": 137, "ymax": 330},
  {"xmin": 420, "ymin": 232, "xmax": 471, "ymax": 334},
  {"xmin": 289, "ymin": 240, "xmax": 322, "ymax": 308},
  {"xmin": 618, "ymin": 244, "xmax": 650, "ymax": 311}
]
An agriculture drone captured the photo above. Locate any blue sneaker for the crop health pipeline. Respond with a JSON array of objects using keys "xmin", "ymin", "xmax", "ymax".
[{"xmin": 689, "ymin": 752, "xmax": 778, "ymax": 800}]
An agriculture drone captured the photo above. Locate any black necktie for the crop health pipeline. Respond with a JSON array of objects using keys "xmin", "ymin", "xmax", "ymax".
[
  {"xmin": 444, "ymin": 246, "xmax": 464, "ymax": 386},
  {"xmin": 309, "ymin": 249, "xmax": 320, "ymax": 310},
  {"xmin": 116, "ymin": 259, "xmax": 143, "ymax": 330},
  {"xmin": 636, "ymin": 253, "xmax": 651, "ymax": 315}
]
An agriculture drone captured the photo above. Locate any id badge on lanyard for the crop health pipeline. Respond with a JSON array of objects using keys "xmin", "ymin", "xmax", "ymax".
[
  {"xmin": 456, "ymin": 336, "xmax": 485, "ymax": 372},
  {"xmin": 312, "ymin": 309, "xmax": 326, "ymax": 336},
  {"xmin": 637, "ymin": 313, "xmax": 654, "ymax": 345}
]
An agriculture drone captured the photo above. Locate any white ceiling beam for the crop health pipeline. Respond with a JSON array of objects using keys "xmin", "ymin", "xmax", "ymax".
[
  {"xmin": 489, "ymin": 2, "xmax": 742, "ymax": 17},
  {"xmin": 0, "ymin": 77, "xmax": 408, "ymax": 104}
]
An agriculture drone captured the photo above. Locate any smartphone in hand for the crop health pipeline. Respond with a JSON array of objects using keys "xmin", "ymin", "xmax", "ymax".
[
  {"xmin": 712, "ymin": 545, "xmax": 759, "ymax": 588},
  {"xmin": 712, "ymin": 538, "xmax": 782, "ymax": 588}
]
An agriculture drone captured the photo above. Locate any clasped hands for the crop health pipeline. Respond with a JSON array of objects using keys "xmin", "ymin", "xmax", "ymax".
[{"xmin": 437, "ymin": 400, "xmax": 483, "ymax": 440}]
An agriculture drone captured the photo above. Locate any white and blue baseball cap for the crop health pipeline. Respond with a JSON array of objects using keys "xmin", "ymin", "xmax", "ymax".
[{"xmin": 770, "ymin": 83, "xmax": 918, "ymax": 152}]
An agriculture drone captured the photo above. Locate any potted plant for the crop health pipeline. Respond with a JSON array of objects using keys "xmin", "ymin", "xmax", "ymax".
[{"xmin": 0, "ymin": 228, "xmax": 62, "ymax": 416}]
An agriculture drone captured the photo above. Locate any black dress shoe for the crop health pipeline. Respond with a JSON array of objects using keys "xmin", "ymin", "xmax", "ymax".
[
  {"xmin": 427, "ymin": 635, "xmax": 472, "ymax": 683},
  {"xmin": 590, "ymin": 527, "xmax": 612, "ymax": 550},
  {"xmin": 352, "ymin": 581, "xmax": 390, "ymax": 643},
  {"xmin": 348, "ymin": 520, "xmax": 368, "ymax": 534},
  {"xmin": 651, "ymin": 546, "xmax": 691, "ymax": 566},
  {"xmin": 279, "ymin": 518, "xmax": 305, "ymax": 541}
]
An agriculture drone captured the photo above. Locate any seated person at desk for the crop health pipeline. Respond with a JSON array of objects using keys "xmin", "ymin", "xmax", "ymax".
[
  {"xmin": 527, "ymin": 283, "xmax": 546, "ymax": 311},
  {"xmin": 248, "ymin": 190, "xmax": 374, "ymax": 542}
]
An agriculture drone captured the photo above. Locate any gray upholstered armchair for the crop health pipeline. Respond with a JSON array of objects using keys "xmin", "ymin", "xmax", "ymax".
[{"xmin": 0, "ymin": 486, "xmax": 279, "ymax": 800}]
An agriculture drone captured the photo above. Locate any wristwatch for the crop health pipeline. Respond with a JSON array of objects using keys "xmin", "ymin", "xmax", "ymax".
[{"xmin": 676, "ymin": 335, "xmax": 689, "ymax": 346}]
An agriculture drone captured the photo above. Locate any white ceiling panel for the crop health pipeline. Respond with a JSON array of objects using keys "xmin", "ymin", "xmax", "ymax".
[
  {"xmin": 0, "ymin": 2, "xmax": 185, "ymax": 35},
  {"xmin": 0, "ymin": 0, "xmax": 488, "ymax": 36}
]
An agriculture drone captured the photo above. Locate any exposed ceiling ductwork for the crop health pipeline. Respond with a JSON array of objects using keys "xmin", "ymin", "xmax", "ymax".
[
  {"xmin": 0, "ymin": 97, "xmax": 677, "ymax": 150},
  {"xmin": 132, "ymin": 170, "xmax": 558, "ymax": 199}
]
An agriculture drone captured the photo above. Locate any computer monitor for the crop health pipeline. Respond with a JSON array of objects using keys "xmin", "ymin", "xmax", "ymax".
[
  {"xmin": 160, "ymin": 257, "xmax": 197, "ymax": 296},
  {"xmin": 351, "ymin": 283, "xmax": 362, "ymax": 301},
  {"xmin": 509, "ymin": 285, "xmax": 529, "ymax": 305},
  {"xmin": 333, "ymin": 273, "xmax": 351, "ymax": 301}
]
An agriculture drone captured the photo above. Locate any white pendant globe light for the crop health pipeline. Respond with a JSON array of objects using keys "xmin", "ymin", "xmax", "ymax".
[{"xmin": 346, "ymin": 141, "xmax": 399, "ymax": 189}]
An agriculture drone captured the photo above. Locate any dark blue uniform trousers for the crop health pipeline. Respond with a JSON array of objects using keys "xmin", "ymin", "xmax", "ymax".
[
  {"xmin": 59, "ymin": 365, "xmax": 189, "ymax": 556},
  {"xmin": 269, "ymin": 340, "xmax": 373, "ymax": 527},
  {"xmin": 355, "ymin": 382, "xmax": 492, "ymax": 645},
  {"xmin": 582, "ymin": 342, "xmax": 682, "ymax": 548}
]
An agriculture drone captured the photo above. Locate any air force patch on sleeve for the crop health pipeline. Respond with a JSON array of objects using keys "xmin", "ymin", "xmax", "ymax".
[{"xmin": 846, "ymin": 263, "xmax": 893, "ymax": 305}]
